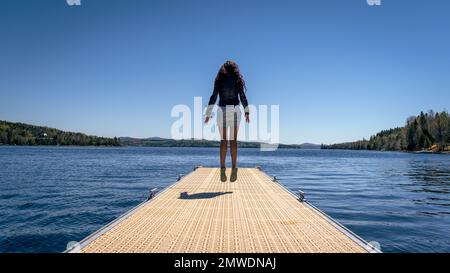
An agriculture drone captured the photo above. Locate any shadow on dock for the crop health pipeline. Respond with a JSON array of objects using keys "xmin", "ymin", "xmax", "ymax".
[{"xmin": 179, "ymin": 191, "xmax": 233, "ymax": 200}]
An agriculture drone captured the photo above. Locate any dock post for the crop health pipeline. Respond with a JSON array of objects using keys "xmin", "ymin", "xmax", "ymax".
[
  {"xmin": 148, "ymin": 188, "xmax": 158, "ymax": 200},
  {"xmin": 298, "ymin": 190, "xmax": 305, "ymax": 202}
]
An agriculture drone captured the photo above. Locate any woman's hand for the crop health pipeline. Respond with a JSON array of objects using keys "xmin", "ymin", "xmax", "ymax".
[
  {"xmin": 204, "ymin": 116, "xmax": 210, "ymax": 124},
  {"xmin": 245, "ymin": 112, "xmax": 250, "ymax": 123}
]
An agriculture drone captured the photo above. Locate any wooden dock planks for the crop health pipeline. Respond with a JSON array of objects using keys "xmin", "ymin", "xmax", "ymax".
[{"xmin": 74, "ymin": 167, "xmax": 374, "ymax": 253}]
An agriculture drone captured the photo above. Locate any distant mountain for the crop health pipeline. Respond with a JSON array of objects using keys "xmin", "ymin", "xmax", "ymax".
[
  {"xmin": 0, "ymin": 119, "xmax": 320, "ymax": 149},
  {"xmin": 0, "ymin": 120, "xmax": 120, "ymax": 146},
  {"xmin": 119, "ymin": 136, "xmax": 168, "ymax": 142},
  {"xmin": 119, "ymin": 137, "xmax": 317, "ymax": 149},
  {"xmin": 298, "ymin": 143, "xmax": 321, "ymax": 149},
  {"xmin": 120, "ymin": 137, "xmax": 261, "ymax": 148},
  {"xmin": 146, "ymin": 137, "xmax": 166, "ymax": 141}
]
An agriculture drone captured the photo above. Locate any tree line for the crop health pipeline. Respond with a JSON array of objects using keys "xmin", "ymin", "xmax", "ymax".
[
  {"xmin": 322, "ymin": 110, "xmax": 450, "ymax": 152},
  {"xmin": 0, "ymin": 120, "xmax": 120, "ymax": 146},
  {"xmin": 120, "ymin": 137, "xmax": 304, "ymax": 148}
]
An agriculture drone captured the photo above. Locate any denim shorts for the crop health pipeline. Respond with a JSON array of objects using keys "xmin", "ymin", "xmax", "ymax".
[{"xmin": 216, "ymin": 105, "xmax": 242, "ymax": 129}]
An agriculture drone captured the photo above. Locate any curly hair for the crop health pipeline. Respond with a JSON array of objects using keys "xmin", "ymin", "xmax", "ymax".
[{"xmin": 214, "ymin": 60, "xmax": 247, "ymax": 92}]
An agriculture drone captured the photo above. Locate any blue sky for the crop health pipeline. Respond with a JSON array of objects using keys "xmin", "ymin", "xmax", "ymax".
[{"xmin": 0, "ymin": 0, "xmax": 449, "ymax": 144}]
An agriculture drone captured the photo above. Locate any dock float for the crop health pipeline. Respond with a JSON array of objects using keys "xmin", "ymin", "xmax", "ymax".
[{"xmin": 67, "ymin": 167, "xmax": 379, "ymax": 253}]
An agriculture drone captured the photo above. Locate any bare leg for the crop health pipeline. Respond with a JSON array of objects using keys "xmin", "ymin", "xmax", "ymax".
[
  {"xmin": 230, "ymin": 116, "xmax": 239, "ymax": 168},
  {"xmin": 219, "ymin": 127, "xmax": 228, "ymax": 182},
  {"xmin": 229, "ymin": 120, "xmax": 239, "ymax": 182},
  {"xmin": 230, "ymin": 140, "xmax": 237, "ymax": 168},
  {"xmin": 219, "ymin": 127, "xmax": 227, "ymax": 168}
]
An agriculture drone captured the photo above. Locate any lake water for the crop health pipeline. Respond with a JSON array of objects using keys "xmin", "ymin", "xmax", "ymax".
[{"xmin": 0, "ymin": 146, "xmax": 449, "ymax": 253}]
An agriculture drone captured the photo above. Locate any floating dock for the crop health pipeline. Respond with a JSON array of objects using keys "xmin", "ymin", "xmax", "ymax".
[{"xmin": 67, "ymin": 167, "xmax": 379, "ymax": 253}]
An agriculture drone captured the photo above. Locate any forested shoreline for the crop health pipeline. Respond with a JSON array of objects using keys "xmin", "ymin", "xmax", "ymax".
[
  {"xmin": 3, "ymin": 110, "xmax": 449, "ymax": 152},
  {"xmin": 0, "ymin": 121, "xmax": 120, "ymax": 146},
  {"xmin": 0, "ymin": 120, "xmax": 308, "ymax": 148},
  {"xmin": 322, "ymin": 110, "xmax": 450, "ymax": 152}
]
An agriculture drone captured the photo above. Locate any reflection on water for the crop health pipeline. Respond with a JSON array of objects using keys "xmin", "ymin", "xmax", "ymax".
[{"xmin": 0, "ymin": 147, "xmax": 449, "ymax": 253}]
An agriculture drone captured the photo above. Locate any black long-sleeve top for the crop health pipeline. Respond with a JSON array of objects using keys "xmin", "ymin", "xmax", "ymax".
[{"xmin": 206, "ymin": 75, "xmax": 249, "ymax": 117}]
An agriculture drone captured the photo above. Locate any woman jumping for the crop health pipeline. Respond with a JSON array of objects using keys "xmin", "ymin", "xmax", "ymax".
[{"xmin": 205, "ymin": 60, "xmax": 250, "ymax": 182}]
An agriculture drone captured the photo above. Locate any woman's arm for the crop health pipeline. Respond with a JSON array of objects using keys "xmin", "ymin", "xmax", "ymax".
[
  {"xmin": 239, "ymin": 88, "xmax": 250, "ymax": 122},
  {"xmin": 205, "ymin": 81, "xmax": 219, "ymax": 122}
]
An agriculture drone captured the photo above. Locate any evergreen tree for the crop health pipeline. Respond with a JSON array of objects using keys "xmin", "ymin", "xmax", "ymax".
[{"xmin": 322, "ymin": 110, "xmax": 449, "ymax": 152}]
